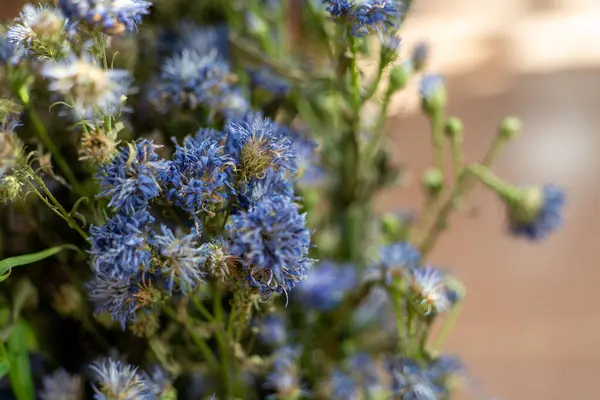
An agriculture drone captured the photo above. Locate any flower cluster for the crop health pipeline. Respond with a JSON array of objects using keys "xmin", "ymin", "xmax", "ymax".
[
  {"xmin": 322, "ymin": 0, "xmax": 400, "ymax": 36},
  {"xmin": 58, "ymin": 0, "xmax": 152, "ymax": 35}
]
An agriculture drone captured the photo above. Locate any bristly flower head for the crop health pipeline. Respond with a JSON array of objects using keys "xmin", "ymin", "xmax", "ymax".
[
  {"xmin": 322, "ymin": 0, "xmax": 355, "ymax": 18},
  {"xmin": 378, "ymin": 242, "xmax": 421, "ymax": 284},
  {"xmin": 388, "ymin": 358, "xmax": 441, "ymax": 400},
  {"xmin": 78, "ymin": 126, "xmax": 119, "ymax": 165},
  {"xmin": 238, "ymin": 168, "xmax": 295, "ymax": 211},
  {"xmin": 58, "ymin": 0, "xmax": 152, "ymax": 35},
  {"xmin": 87, "ymin": 271, "xmax": 143, "ymax": 327},
  {"xmin": 225, "ymin": 113, "xmax": 297, "ymax": 182},
  {"xmin": 42, "ymin": 54, "xmax": 131, "ymax": 116},
  {"xmin": 0, "ymin": 117, "xmax": 23, "ymax": 178},
  {"xmin": 96, "ymin": 139, "xmax": 167, "ymax": 215},
  {"xmin": 39, "ymin": 369, "xmax": 84, "ymax": 400},
  {"xmin": 143, "ymin": 365, "xmax": 176, "ymax": 399},
  {"xmin": 353, "ymin": 0, "xmax": 400, "ymax": 36},
  {"xmin": 407, "ymin": 265, "xmax": 452, "ymax": 315},
  {"xmin": 0, "ymin": 34, "xmax": 23, "ymax": 65},
  {"xmin": 171, "ymin": 22, "xmax": 229, "ymax": 60},
  {"xmin": 150, "ymin": 225, "xmax": 206, "ymax": 294},
  {"xmin": 230, "ymin": 195, "xmax": 312, "ymax": 297},
  {"xmin": 89, "ymin": 210, "xmax": 154, "ymax": 278},
  {"xmin": 507, "ymin": 185, "xmax": 565, "ymax": 241},
  {"xmin": 295, "ymin": 261, "xmax": 358, "ymax": 311},
  {"xmin": 89, "ymin": 358, "xmax": 151, "ymax": 400},
  {"xmin": 160, "ymin": 135, "xmax": 234, "ymax": 216},
  {"xmin": 200, "ymin": 237, "xmax": 237, "ymax": 282},
  {"xmin": 157, "ymin": 49, "xmax": 234, "ymax": 111},
  {"xmin": 6, "ymin": 4, "xmax": 72, "ymax": 60}
]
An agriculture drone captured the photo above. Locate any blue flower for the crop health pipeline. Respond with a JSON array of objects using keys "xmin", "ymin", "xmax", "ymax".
[
  {"xmin": 157, "ymin": 49, "xmax": 233, "ymax": 111},
  {"xmin": 89, "ymin": 210, "xmax": 154, "ymax": 278},
  {"xmin": 420, "ymin": 74, "xmax": 446, "ymax": 112},
  {"xmin": 150, "ymin": 225, "xmax": 206, "ymax": 294},
  {"xmin": 173, "ymin": 22, "xmax": 229, "ymax": 60},
  {"xmin": 160, "ymin": 135, "xmax": 235, "ymax": 215},
  {"xmin": 388, "ymin": 358, "xmax": 441, "ymax": 400},
  {"xmin": 408, "ymin": 266, "xmax": 452, "ymax": 315},
  {"xmin": 6, "ymin": 4, "xmax": 73, "ymax": 60},
  {"xmin": 201, "ymin": 237, "xmax": 236, "ymax": 281},
  {"xmin": 225, "ymin": 113, "xmax": 297, "ymax": 181},
  {"xmin": 238, "ymin": 168, "xmax": 295, "ymax": 211},
  {"xmin": 294, "ymin": 261, "xmax": 358, "ymax": 311},
  {"xmin": 42, "ymin": 54, "xmax": 131, "ymax": 116},
  {"xmin": 322, "ymin": 0, "xmax": 355, "ymax": 18},
  {"xmin": 0, "ymin": 35, "xmax": 22, "ymax": 65},
  {"xmin": 89, "ymin": 359, "xmax": 152, "ymax": 400},
  {"xmin": 87, "ymin": 271, "xmax": 141, "ymax": 327},
  {"xmin": 257, "ymin": 314, "xmax": 288, "ymax": 347},
  {"xmin": 249, "ymin": 68, "xmax": 290, "ymax": 96},
  {"xmin": 378, "ymin": 242, "xmax": 421, "ymax": 284},
  {"xmin": 352, "ymin": 1, "xmax": 399, "ymax": 36},
  {"xmin": 58, "ymin": 0, "xmax": 152, "ymax": 35},
  {"xmin": 508, "ymin": 185, "xmax": 565, "ymax": 241},
  {"xmin": 143, "ymin": 365, "xmax": 174, "ymax": 398},
  {"xmin": 264, "ymin": 346, "xmax": 302, "ymax": 398},
  {"xmin": 329, "ymin": 370, "xmax": 357, "ymax": 400},
  {"xmin": 329, "ymin": 354, "xmax": 385, "ymax": 400},
  {"xmin": 412, "ymin": 41, "xmax": 429, "ymax": 71},
  {"xmin": 230, "ymin": 195, "xmax": 312, "ymax": 296},
  {"xmin": 96, "ymin": 139, "xmax": 167, "ymax": 215},
  {"xmin": 39, "ymin": 369, "xmax": 83, "ymax": 400}
]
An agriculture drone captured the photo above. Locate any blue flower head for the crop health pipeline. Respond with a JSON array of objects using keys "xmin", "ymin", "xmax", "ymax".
[
  {"xmin": 249, "ymin": 68, "xmax": 290, "ymax": 97},
  {"xmin": 238, "ymin": 168, "xmax": 295, "ymax": 211},
  {"xmin": 143, "ymin": 365, "xmax": 175, "ymax": 398},
  {"xmin": 378, "ymin": 242, "xmax": 421, "ymax": 284},
  {"xmin": 388, "ymin": 358, "xmax": 442, "ymax": 400},
  {"xmin": 89, "ymin": 210, "xmax": 154, "ymax": 278},
  {"xmin": 507, "ymin": 185, "xmax": 565, "ymax": 241},
  {"xmin": 150, "ymin": 225, "xmax": 206, "ymax": 294},
  {"xmin": 225, "ymin": 113, "xmax": 297, "ymax": 182},
  {"xmin": 264, "ymin": 346, "xmax": 302, "ymax": 399},
  {"xmin": 40, "ymin": 369, "xmax": 83, "ymax": 400},
  {"xmin": 0, "ymin": 35, "xmax": 23, "ymax": 65},
  {"xmin": 89, "ymin": 359, "xmax": 151, "ymax": 400},
  {"xmin": 173, "ymin": 22, "xmax": 229, "ymax": 60},
  {"xmin": 96, "ymin": 139, "xmax": 167, "ymax": 215},
  {"xmin": 322, "ymin": 0, "xmax": 356, "ymax": 18},
  {"xmin": 160, "ymin": 135, "xmax": 235, "ymax": 215},
  {"xmin": 87, "ymin": 271, "xmax": 143, "ymax": 327},
  {"xmin": 329, "ymin": 354, "xmax": 385, "ymax": 399},
  {"xmin": 352, "ymin": 1, "xmax": 400, "ymax": 36},
  {"xmin": 230, "ymin": 195, "xmax": 312, "ymax": 296},
  {"xmin": 294, "ymin": 261, "xmax": 358, "ymax": 311},
  {"xmin": 257, "ymin": 314, "xmax": 288, "ymax": 347},
  {"xmin": 420, "ymin": 74, "xmax": 447, "ymax": 113},
  {"xmin": 157, "ymin": 49, "xmax": 233, "ymax": 111},
  {"xmin": 58, "ymin": 0, "xmax": 152, "ymax": 35}
]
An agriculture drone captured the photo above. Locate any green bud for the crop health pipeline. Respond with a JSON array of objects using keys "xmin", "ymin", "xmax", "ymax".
[
  {"xmin": 421, "ymin": 75, "xmax": 447, "ymax": 116},
  {"xmin": 500, "ymin": 116, "xmax": 522, "ymax": 140},
  {"xmin": 159, "ymin": 387, "xmax": 178, "ymax": 400},
  {"xmin": 506, "ymin": 187, "xmax": 544, "ymax": 224},
  {"xmin": 388, "ymin": 62, "xmax": 413, "ymax": 93},
  {"xmin": 444, "ymin": 117, "xmax": 463, "ymax": 139},
  {"xmin": 0, "ymin": 175, "xmax": 23, "ymax": 203},
  {"xmin": 422, "ymin": 168, "xmax": 444, "ymax": 196}
]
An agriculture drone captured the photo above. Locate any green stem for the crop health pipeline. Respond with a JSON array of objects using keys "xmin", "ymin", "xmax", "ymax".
[
  {"xmin": 362, "ymin": 66, "xmax": 384, "ymax": 103},
  {"xmin": 466, "ymin": 164, "xmax": 515, "ymax": 198},
  {"xmin": 450, "ymin": 135, "xmax": 463, "ymax": 183},
  {"xmin": 431, "ymin": 108, "xmax": 445, "ymax": 172},
  {"xmin": 432, "ymin": 302, "xmax": 463, "ymax": 351},
  {"xmin": 213, "ymin": 288, "xmax": 235, "ymax": 396}
]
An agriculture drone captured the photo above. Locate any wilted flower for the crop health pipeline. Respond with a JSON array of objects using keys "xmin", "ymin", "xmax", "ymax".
[
  {"xmin": 6, "ymin": 3, "xmax": 72, "ymax": 60},
  {"xmin": 78, "ymin": 127, "xmax": 119, "ymax": 164},
  {"xmin": 42, "ymin": 54, "xmax": 131, "ymax": 116},
  {"xmin": 0, "ymin": 175, "xmax": 24, "ymax": 203},
  {"xmin": 96, "ymin": 139, "xmax": 167, "ymax": 215},
  {"xmin": 230, "ymin": 195, "xmax": 312, "ymax": 296},
  {"xmin": 506, "ymin": 185, "xmax": 565, "ymax": 241},
  {"xmin": 39, "ymin": 369, "xmax": 84, "ymax": 400},
  {"xmin": 53, "ymin": 283, "xmax": 84, "ymax": 317},
  {"xmin": 150, "ymin": 225, "xmax": 206, "ymax": 294},
  {"xmin": 0, "ymin": 118, "xmax": 23, "ymax": 178},
  {"xmin": 58, "ymin": 0, "xmax": 152, "ymax": 35},
  {"xmin": 89, "ymin": 358, "xmax": 151, "ymax": 399},
  {"xmin": 129, "ymin": 311, "xmax": 159, "ymax": 338}
]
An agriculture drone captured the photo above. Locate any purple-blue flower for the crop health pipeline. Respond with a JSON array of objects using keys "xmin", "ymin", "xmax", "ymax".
[
  {"xmin": 96, "ymin": 139, "xmax": 167, "ymax": 215},
  {"xmin": 88, "ymin": 210, "xmax": 154, "ymax": 278},
  {"xmin": 408, "ymin": 265, "xmax": 452, "ymax": 315},
  {"xmin": 352, "ymin": 1, "xmax": 399, "ymax": 36},
  {"xmin": 322, "ymin": 0, "xmax": 355, "ymax": 18},
  {"xmin": 230, "ymin": 195, "xmax": 312, "ymax": 296},
  {"xmin": 508, "ymin": 185, "xmax": 565, "ymax": 241},
  {"xmin": 89, "ymin": 358, "xmax": 152, "ymax": 400},
  {"xmin": 58, "ymin": 0, "xmax": 152, "ymax": 35},
  {"xmin": 378, "ymin": 242, "xmax": 421, "ymax": 284},
  {"xmin": 39, "ymin": 369, "xmax": 83, "ymax": 400},
  {"xmin": 150, "ymin": 225, "xmax": 206, "ymax": 294},
  {"xmin": 238, "ymin": 168, "xmax": 295, "ymax": 211},
  {"xmin": 87, "ymin": 271, "xmax": 141, "ymax": 327},
  {"xmin": 257, "ymin": 314, "xmax": 288, "ymax": 347},
  {"xmin": 294, "ymin": 261, "xmax": 358, "ymax": 311},
  {"xmin": 249, "ymin": 68, "xmax": 290, "ymax": 96},
  {"xmin": 264, "ymin": 346, "xmax": 302, "ymax": 398}
]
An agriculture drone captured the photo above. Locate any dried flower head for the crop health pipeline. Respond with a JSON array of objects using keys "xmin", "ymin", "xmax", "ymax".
[
  {"xmin": 6, "ymin": 4, "xmax": 72, "ymax": 60},
  {"xmin": 39, "ymin": 369, "xmax": 84, "ymax": 400},
  {"xmin": 79, "ymin": 128, "xmax": 119, "ymax": 164},
  {"xmin": 0, "ymin": 175, "xmax": 24, "ymax": 203},
  {"xmin": 407, "ymin": 266, "xmax": 452, "ymax": 315},
  {"xmin": 89, "ymin": 358, "xmax": 151, "ymax": 399}
]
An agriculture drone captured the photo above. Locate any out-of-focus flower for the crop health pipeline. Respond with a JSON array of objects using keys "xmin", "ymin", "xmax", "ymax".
[
  {"xmin": 506, "ymin": 185, "xmax": 565, "ymax": 241},
  {"xmin": 294, "ymin": 261, "xmax": 358, "ymax": 311},
  {"xmin": 377, "ymin": 242, "xmax": 420, "ymax": 284},
  {"xmin": 0, "ymin": 117, "xmax": 23, "ymax": 178},
  {"xmin": 420, "ymin": 74, "xmax": 446, "ymax": 114},
  {"xmin": 89, "ymin": 358, "xmax": 151, "ymax": 399},
  {"xmin": 58, "ymin": 0, "xmax": 152, "ymax": 35},
  {"xmin": 39, "ymin": 369, "xmax": 84, "ymax": 400},
  {"xmin": 264, "ymin": 346, "xmax": 303, "ymax": 399},
  {"xmin": 407, "ymin": 265, "xmax": 452, "ymax": 315},
  {"xmin": 257, "ymin": 314, "xmax": 288, "ymax": 347}
]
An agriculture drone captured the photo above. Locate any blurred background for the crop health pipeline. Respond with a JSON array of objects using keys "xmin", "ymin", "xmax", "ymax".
[{"xmin": 3, "ymin": 1, "xmax": 599, "ymax": 399}]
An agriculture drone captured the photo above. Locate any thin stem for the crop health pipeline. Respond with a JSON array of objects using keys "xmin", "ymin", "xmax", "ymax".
[
  {"xmin": 191, "ymin": 296, "xmax": 217, "ymax": 324},
  {"xmin": 213, "ymin": 288, "xmax": 234, "ymax": 395},
  {"xmin": 431, "ymin": 108, "xmax": 445, "ymax": 172},
  {"xmin": 432, "ymin": 302, "xmax": 463, "ymax": 351},
  {"xmin": 362, "ymin": 66, "xmax": 384, "ymax": 103},
  {"xmin": 450, "ymin": 135, "xmax": 463, "ymax": 183}
]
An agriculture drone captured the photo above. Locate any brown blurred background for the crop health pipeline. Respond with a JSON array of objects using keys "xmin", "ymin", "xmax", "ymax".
[{"xmin": 3, "ymin": 1, "xmax": 600, "ymax": 399}]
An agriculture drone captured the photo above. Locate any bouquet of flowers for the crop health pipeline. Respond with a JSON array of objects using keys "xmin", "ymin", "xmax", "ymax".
[{"xmin": 0, "ymin": 1, "xmax": 565, "ymax": 399}]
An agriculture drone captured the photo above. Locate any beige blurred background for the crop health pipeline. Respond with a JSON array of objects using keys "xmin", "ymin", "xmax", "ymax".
[{"xmin": 3, "ymin": 1, "xmax": 600, "ymax": 399}]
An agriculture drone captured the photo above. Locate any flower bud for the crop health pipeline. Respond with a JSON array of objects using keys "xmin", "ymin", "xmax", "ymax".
[
  {"xmin": 412, "ymin": 41, "xmax": 429, "ymax": 72},
  {"xmin": 388, "ymin": 62, "xmax": 413, "ymax": 93},
  {"xmin": 422, "ymin": 168, "xmax": 444, "ymax": 197},
  {"xmin": 444, "ymin": 117, "xmax": 463, "ymax": 140},
  {"xmin": 499, "ymin": 116, "xmax": 522, "ymax": 140},
  {"xmin": 0, "ymin": 175, "xmax": 23, "ymax": 203},
  {"xmin": 420, "ymin": 74, "xmax": 446, "ymax": 116}
]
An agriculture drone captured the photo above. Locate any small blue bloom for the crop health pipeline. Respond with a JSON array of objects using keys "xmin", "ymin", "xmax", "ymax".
[
  {"xmin": 160, "ymin": 135, "xmax": 235, "ymax": 215},
  {"xmin": 508, "ymin": 185, "xmax": 565, "ymax": 241},
  {"xmin": 420, "ymin": 74, "xmax": 446, "ymax": 112},
  {"xmin": 89, "ymin": 358, "xmax": 152, "ymax": 400},
  {"xmin": 257, "ymin": 314, "xmax": 288, "ymax": 347},
  {"xmin": 150, "ymin": 225, "xmax": 206, "ymax": 294},
  {"xmin": 0, "ymin": 35, "xmax": 22, "ymax": 65},
  {"xmin": 58, "ymin": 0, "xmax": 152, "ymax": 35},
  {"xmin": 174, "ymin": 22, "xmax": 229, "ymax": 60},
  {"xmin": 329, "ymin": 354, "xmax": 385, "ymax": 400},
  {"xmin": 89, "ymin": 210, "xmax": 154, "ymax": 278},
  {"xmin": 96, "ymin": 139, "xmax": 167, "ymax": 215},
  {"xmin": 264, "ymin": 346, "xmax": 302, "ymax": 398},
  {"xmin": 87, "ymin": 271, "xmax": 141, "ymax": 327},
  {"xmin": 294, "ymin": 261, "xmax": 358, "ymax": 311},
  {"xmin": 408, "ymin": 265, "xmax": 452, "ymax": 315},
  {"xmin": 230, "ymin": 195, "xmax": 312, "ymax": 296},
  {"xmin": 378, "ymin": 242, "xmax": 421, "ymax": 284},
  {"xmin": 412, "ymin": 41, "xmax": 429, "ymax": 71},
  {"xmin": 352, "ymin": 0, "xmax": 399, "ymax": 36},
  {"xmin": 225, "ymin": 113, "xmax": 297, "ymax": 181},
  {"xmin": 238, "ymin": 168, "xmax": 295, "ymax": 211},
  {"xmin": 249, "ymin": 68, "xmax": 290, "ymax": 96},
  {"xmin": 388, "ymin": 358, "xmax": 441, "ymax": 400},
  {"xmin": 143, "ymin": 365, "xmax": 173, "ymax": 398},
  {"xmin": 39, "ymin": 369, "xmax": 83, "ymax": 400},
  {"xmin": 329, "ymin": 370, "xmax": 357, "ymax": 400},
  {"xmin": 322, "ymin": 0, "xmax": 355, "ymax": 18},
  {"xmin": 157, "ymin": 49, "xmax": 233, "ymax": 111}
]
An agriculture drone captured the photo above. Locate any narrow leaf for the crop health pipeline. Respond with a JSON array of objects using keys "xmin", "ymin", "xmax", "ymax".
[{"xmin": 0, "ymin": 245, "xmax": 79, "ymax": 279}]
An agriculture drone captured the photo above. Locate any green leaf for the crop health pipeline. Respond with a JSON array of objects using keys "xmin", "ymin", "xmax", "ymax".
[
  {"xmin": 6, "ymin": 320, "xmax": 34, "ymax": 400},
  {"xmin": 0, "ymin": 359, "xmax": 9, "ymax": 379},
  {"xmin": 0, "ymin": 245, "xmax": 79, "ymax": 283}
]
